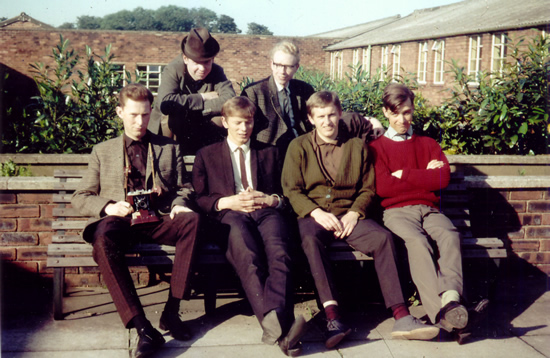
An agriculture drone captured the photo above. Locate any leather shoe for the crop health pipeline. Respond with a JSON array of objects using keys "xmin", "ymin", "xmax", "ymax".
[
  {"xmin": 134, "ymin": 326, "xmax": 165, "ymax": 358},
  {"xmin": 278, "ymin": 315, "xmax": 307, "ymax": 357},
  {"xmin": 439, "ymin": 301, "xmax": 468, "ymax": 331},
  {"xmin": 159, "ymin": 310, "xmax": 192, "ymax": 341}
]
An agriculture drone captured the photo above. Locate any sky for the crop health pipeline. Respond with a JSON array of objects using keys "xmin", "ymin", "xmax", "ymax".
[{"xmin": 3, "ymin": 0, "xmax": 461, "ymax": 36}]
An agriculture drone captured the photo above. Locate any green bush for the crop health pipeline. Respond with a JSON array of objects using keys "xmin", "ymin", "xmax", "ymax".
[
  {"xmin": 0, "ymin": 159, "xmax": 32, "ymax": 177},
  {"xmin": 2, "ymin": 35, "xmax": 142, "ymax": 153}
]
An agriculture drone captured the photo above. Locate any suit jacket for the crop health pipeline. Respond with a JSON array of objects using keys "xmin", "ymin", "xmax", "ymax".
[
  {"xmin": 241, "ymin": 76, "xmax": 314, "ymax": 151},
  {"xmin": 192, "ymin": 140, "xmax": 283, "ymax": 221},
  {"xmin": 72, "ymin": 131, "xmax": 192, "ymax": 242}
]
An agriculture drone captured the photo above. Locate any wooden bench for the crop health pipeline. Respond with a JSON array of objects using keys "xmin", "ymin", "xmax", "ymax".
[{"xmin": 47, "ymin": 159, "xmax": 506, "ymax": 320}]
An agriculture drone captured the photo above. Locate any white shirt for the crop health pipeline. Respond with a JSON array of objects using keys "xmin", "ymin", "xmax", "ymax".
[
  {"xmin": 384, "ymin": 126, "xmax": 413, "ymax": 141},
  {"xmin": 226, "ymin": 138, "xmax": 253, "ymax": 193}
]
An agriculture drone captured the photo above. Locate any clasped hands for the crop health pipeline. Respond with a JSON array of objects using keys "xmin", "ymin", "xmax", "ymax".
[
  {"xmin": 310, "ymin": 208, "xmax": 360, "ymax": 239},
  {"xmin": 217, "ymin": 187, "xmax": 279, "ymax": 213},
  {"xmin": 391, "ymin": 159, "xmax": 445, "ymax": 179}
]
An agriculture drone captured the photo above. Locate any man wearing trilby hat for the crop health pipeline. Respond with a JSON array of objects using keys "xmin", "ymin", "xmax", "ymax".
[{"xmin": 150, "ymin": 28, "xmax": 236, "ymax": 155}]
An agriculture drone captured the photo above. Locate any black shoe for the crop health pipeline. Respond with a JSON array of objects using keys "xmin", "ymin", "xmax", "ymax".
[
  {"xmin": 439, "ymin": 301, "xmax": 469, "ymax": 331},
  {"xmin": 279, "ymin": 315, "xmax": 307, "ymax": 357},
  {"xmin": 261, "ymin": 310, "xmax": 283, "ymax": 345},
  {"xmin": 455, "ymin": 298, "xmax": 490, "ymax": 345},
  {"xmin": 325, "ymin": 318, "xmax": 351, "ymax": 349},
  {"xmin": 159, "ymin": 310, "xmax": 192, "ymax": 341},
  {"xmin": 134, "ymin": 326, "xmax": 165, "ymax": 358}
]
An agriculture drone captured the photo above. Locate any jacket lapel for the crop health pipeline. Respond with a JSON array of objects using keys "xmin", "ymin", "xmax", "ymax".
[
  {"xmin": 250, "ymin": 147, "xmax": 258, "ymax": 189},
  {"xmin": 268, "ymin": 76, "xmax": 288, "ymax": 130},
  {"xmin": 221, "ymin": 141, "xmax": 237, "ymax": 194}
]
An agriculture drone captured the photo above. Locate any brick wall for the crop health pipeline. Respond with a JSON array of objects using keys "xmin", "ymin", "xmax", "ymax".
[{"xmin": 0, "ymin": 28, "xmax": 335, "ymax": 94}]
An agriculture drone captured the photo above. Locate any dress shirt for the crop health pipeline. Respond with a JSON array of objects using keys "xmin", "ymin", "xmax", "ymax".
[
  {"xmin": 384, "ymin": 126, "xmax": 414, "ymax": 141},
  {"xmin": 123, "ymin": 133, "xmax": 148, "ymax": 192},
  {"xmin": 227, "ymin": 138, "xmax": 253, "ymax": 193},
  {"xmin": 275, "ymin": 82, "xmax": 297, "ymax": 136}
]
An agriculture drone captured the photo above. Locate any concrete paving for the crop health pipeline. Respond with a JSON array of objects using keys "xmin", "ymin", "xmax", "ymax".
[{"xmin": 2, "ymin": 262, "xmax": 550, "ymax": 358}]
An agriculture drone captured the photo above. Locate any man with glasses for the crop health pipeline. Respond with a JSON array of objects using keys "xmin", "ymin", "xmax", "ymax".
[
  {"xmin": 241, "ymin": 41, "xmax": 315, "ymax": 156},
  {"xmin": 149, "ymin": 27, "xmax": 236, "ymax": 155}
]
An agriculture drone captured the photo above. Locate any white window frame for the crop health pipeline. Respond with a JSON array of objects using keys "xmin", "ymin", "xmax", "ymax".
[
  {"xmin": 137, "ymin": 64, "xmax": 165, "ymax": 95},
  {"xmin": 391, "ymin": 45, "xmax": 401, "ymax": 81},
  {"xmin": 380, "ymin": 45, "xmax": 389, "ymax": 80},
  {"xmin": 491, "ymin": 33, "xmax": 507, "ymax": 76},
  {"xmin": 432, "ymin": 40, "xmax": 445, "ymax": 84},
  {"xmin": 111, "ymin": 63, "xmax": 126, "ymax": 87},
  {"xmin": 417, "ymin": 42, "xmax": 428, "ymax": 83},
  {"xmin": 362, "ymin": 46, "xmax": 371, "ymax": 75},
  {"xmin": 467, "ymin": 36, "xmax": 482, "ymax": 82},
  {"xmin": 352, "ymin": 48, "xmax": 360, "ymax": 68},
  {"xmin": 330, "ymin": 51, "xmax": 343, "ymax": 80}
]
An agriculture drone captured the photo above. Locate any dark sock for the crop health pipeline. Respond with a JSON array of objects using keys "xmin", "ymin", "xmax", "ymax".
[
  {"xmin": 325, "ymin": 305, "xmax": 340, "ymax": 321},
  {"xmin": 164, "ymin": 292, "xmax": 180, "ymax": 313},
  {"xmin": 132, "ymin": 314, "xmax": 152, "ymax": 333},
  {"xmin": 391, "ymin": 303, "xmax": 410, "ymax": 321}
]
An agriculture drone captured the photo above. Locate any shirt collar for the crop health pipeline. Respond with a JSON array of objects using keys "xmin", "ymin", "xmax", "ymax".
[
  {"xmin": 226, "ymin": 138, "xmax": 251, "ymax": 153},
  {"xmin": 274, "ymin": 80, "xmax": 289, "ymax": 93},
  {"xmin": 384, "ymin": 126, "xmax": 413, "ymax": 141},
  {"xmin": 123, "ymin": 132, "xmax": 150, "ymax": 147}
]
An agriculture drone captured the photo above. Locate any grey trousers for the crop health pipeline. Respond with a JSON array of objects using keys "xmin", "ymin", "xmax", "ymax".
[{"xmin": 383, "ymin": 205, "xmax": 463, "ymax": 323}]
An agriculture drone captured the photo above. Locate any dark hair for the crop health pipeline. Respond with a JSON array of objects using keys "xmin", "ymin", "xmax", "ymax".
[
  {"xmin": 382, "ymin": 83, "xmax": 415, "ymax": 113},
  {"xmin": 306, "ymin": 91, "xmax": 342, "ymax": 116},
  {"xmin": 222, "ymin": 96, "xmax": 256, "ymax": 119},
  {"xmin": 118, "ymin": 83, "xmax": 154, "ymax": 108}
]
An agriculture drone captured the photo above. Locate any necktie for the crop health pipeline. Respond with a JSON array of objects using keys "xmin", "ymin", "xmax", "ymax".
[
  {"xmin": 238, "ymin": 147, "xmax": 249, "ymax": 190},
  {"xmin": 280, "ymin": 89, "xmax": 298, "ymax": 137}
]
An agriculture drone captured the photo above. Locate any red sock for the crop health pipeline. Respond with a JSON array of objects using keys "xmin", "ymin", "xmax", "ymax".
[
  {"xmin": 391, "ymin": 303, "xmax": 410, "ymax": 321},
  {"xmin": 324, "ymin": 304, "xmax": 340, "ymax": 321}
]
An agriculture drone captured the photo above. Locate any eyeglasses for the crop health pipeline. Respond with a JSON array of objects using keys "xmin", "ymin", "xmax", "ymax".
[{"xmin": 272, "ymin": 62, "xmax": 297, "ymax": 71}]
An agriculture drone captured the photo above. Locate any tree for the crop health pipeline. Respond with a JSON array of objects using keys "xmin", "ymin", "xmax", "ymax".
[
  {"xmin": 155, "ymin": 5, "xmax": 193, "ymax": 32},
  {"xmin": 190, "ymin": 7, "xmax": 218, "ymax": 32},
  {"xmin": 216, "ymin": 14, "xmax": 241, "ymax": 34},
  {"xmin": 247, "ymin": 22, "xmax": 273, "ymax": 36},
  {"xmin": 77, "ymin": 15, "xmax": 102, "ymax": 30},
  {"xmin": 58, "ymin": 22, "xmax": 75, "ymax": 29},
  {"xmin": 0, "ymin": 17, "xmax": 7, "ymax": 22}
]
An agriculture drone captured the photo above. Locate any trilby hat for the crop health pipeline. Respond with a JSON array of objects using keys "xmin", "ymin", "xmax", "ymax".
[{"xmin": 181, "ymin": 28, "xmax": 220, "ymax": 61}]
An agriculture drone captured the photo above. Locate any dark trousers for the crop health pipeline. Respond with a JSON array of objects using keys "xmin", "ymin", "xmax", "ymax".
[
  {"xmin": 298, "ymin": 217, "xmax": 405, "ymax": 309},
  {"xmin": 91, "ymin": 212, "xmax": 200, "ymax": 327},
  {"xmin": 221, "ymin": 208, "xmax": 294, "ymax": 328}
]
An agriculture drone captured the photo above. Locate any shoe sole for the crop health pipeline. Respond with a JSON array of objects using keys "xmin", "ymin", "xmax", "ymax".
[
  {"xmin": 441, "ymin": 304, "xmax": 468, "ymax": 330},
  {"xmin": 280, "ymin": 316, "xmax": 308, "ymax": 356},
  {"xmin": 392, "ymin": 326, "xmax": 440, "ymax": 341},
  {"xmin": 325, "ymin": 327, "xmax": 352, "ymax": 349}
]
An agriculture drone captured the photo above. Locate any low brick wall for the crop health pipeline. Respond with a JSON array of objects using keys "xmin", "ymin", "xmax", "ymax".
[{"xmin": 1, "ymin": 156, "xmax": 550, "ymax": 287}]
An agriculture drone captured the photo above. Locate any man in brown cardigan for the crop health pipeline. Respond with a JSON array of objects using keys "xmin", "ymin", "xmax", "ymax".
[{"xmin": 282, "ymin": 91, "xmax": 439, "ymax": 349}]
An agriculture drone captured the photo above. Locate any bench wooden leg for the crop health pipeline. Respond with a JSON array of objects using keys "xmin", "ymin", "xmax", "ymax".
[
  {"xmin": 53, "ymin": 267, "xmax": 65, "ymax": 320},
  {"xmin": 204, "ymin": 266, "xmax": 217, "ymax": 316}
]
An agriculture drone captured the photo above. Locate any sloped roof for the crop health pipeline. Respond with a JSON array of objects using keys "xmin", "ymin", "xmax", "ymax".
[
  {"xmin": 326, "ymin": 0, "xmax": 550, "ymax": 51},
  {"xmin": 309, "ymin": 15, "xmax": 401, "ymax": 38},
  {"xmin": 0, "ymin": 12, "xmax": 54, "ymax": 29}
]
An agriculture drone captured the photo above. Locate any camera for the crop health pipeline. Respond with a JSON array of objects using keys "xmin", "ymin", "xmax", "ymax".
[{"xmin": 127, "ymin": 189, "xmax": 160, "ymax": 226}]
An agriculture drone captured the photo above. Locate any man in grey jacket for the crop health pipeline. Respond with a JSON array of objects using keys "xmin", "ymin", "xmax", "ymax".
[
  {"xmin": 149, "ymin": 27, "xmax": 236, "ymax": 155},
  {"xmin": 73, "ymin": 83, "xmax": 200, "ymax": 358}
]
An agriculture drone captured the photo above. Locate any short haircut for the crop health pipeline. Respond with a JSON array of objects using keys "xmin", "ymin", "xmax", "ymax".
[
  {"xmin": 382, "ymin": 83, "xmax": 415, "ymax": 113},
  {"xmin": 270, "ymin": 41, "xmax": 300, "ymax": 63},
  {"xmin": 118, "ymin": 83, "xmax": 154, "ymax": 108},
  {"xmin": 222, "ymin": 96, "xmax": 256, "ymax": 119},
  {"xmin": 306, "ymin": 91, "xmax": 342, "ymax": 116}
]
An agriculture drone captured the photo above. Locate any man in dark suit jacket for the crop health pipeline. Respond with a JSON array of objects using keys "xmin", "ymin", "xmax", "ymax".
[
  {"xmin": 192, "ymin": 97, "xmax": 306, "ymax": 357},
  {"xmin": 149, "ymin": 27, "xmax": 236, "ymax": 155},
  {"xmin": 241, "ymin": 41, "xmax": 315, "ymax": 156},
  {"xmin": 72, "ymin": 84, "xmax": 200, "ymax": 358}
]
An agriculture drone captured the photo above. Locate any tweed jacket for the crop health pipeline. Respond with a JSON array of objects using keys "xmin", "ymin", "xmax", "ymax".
[
  {"xmin": 281, "ymin": 128, "xmax": 375, "ymax": 219},
  {"xmin": 192, "ymin": 139, "xmax": 283, "ymax": 222},
  {"xmin": 148, "ymin": 55, "xmax": 236, "ymax": 135},
  {"xmin": 72, "ymin": 132, "xmax": 192, "ymax": 242},
  {"xmin": 241, "ymin": 76, "xmax": 314, "ymax": 149}
]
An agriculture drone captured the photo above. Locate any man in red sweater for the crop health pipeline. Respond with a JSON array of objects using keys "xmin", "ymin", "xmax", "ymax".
[{"xmin": 369, "ymin": 83, "xmax": 468, "ymax": 334}]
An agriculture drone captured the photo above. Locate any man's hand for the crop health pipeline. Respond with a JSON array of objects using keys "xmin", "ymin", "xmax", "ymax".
[
  {"xmin": 104, "ymin": 201, "xmax": 134, "ymax": 217},
  {"xmin": 217, "ymin": 190, "xmax": 262, "ymax": 213},
  {"xmin": 334, "ymin": 211, "xmax": 359, "ymax": 239},
  {"xmin": 426, "ymin": 159, "xmax": 444, "ymax": 169},
  {"xmin": 169, "ymin": 205, "xmax": 193, "ymax": 219},
  {"xmin": 248, "ymin": 189, "xmax": 280, "ymax": 208},
  {"xmin": 201, "ymin": 91, "xmax": 219, "ymax": 101},
  {"xmin": 310, "ymin": 208, "xmax": 344, "ymax": 235},
  {"xmin": 365, "ymin": 116, "xmax": 385, "ymax": 139},
  {"xmin": 391, "ymin": 170, "xmax": 403, "ymax": 179}
]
